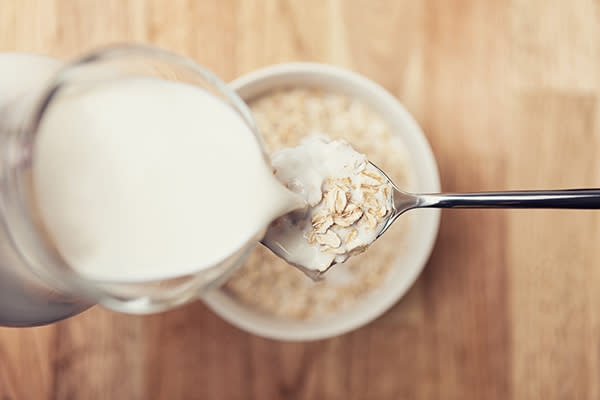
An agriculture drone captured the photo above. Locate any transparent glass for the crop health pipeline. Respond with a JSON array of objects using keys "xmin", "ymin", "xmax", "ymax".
[{"xmin": 0, "ymin": 45, "xmax": 268, "ymax": 322}]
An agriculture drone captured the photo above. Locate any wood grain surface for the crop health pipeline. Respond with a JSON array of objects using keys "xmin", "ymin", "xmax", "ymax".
[{"xmin": 1, "ymin": 1, "xmax": 599, "ymax": 399}]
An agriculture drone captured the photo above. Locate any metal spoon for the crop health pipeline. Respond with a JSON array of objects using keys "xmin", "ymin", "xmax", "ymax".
[
  {"xmin": 372, "ymin": 163, "xmax": 600, "ymax": 238},
  {"xmin": 263, "ymin": 162, "xmax": 600, "ymax": 279}
]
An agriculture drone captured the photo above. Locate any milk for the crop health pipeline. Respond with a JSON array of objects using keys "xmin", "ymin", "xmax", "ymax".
[{"xmin": 32, "ymin": 77, "xmax": 304, "ymax": 282}]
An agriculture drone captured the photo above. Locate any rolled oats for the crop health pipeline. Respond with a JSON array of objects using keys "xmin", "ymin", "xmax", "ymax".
[
  {"xmin": 315, "ymin": 230, "xmax": 342, "ymax": 248},
  {"xmin": 311, "ymin": 211, "xmax": 334, "ymax": 233},
  {"xmin": 333, "ymin": 188, "xmax": 347, "ymax": 214},
  {"xmin": 333, "ymin": 202, "xmax": 363, "ymax": 227}
]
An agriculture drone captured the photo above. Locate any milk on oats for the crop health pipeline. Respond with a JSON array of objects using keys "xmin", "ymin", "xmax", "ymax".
[{"xmin": 262, "ymin": 135, "xmax": 393, "ymax": 273}]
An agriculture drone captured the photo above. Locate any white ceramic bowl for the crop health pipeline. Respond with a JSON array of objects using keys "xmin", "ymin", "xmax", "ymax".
[{"xmin": 203, "ymin": 63, "xmax": 440, "ymax": 341}]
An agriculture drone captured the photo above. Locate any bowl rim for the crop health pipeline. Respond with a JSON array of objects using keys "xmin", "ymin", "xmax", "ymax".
[{"xmin": 203, "ymin": 62, "xmax": 441, "ymax": 341}]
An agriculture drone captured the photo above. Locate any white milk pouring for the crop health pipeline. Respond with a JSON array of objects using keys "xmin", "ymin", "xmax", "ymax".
[
  {"xmin": 33, "ymin": 77, "xmax": 303, "ymax": 281},
  {"xmin": 0, "ymin": 51, "xmax": 303, "ymax": 325}
]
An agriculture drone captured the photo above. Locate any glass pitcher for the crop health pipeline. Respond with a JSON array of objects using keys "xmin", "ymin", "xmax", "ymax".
[{"xmin": 0, "ymin": 45, "xmax": 267, "ymax": 326}]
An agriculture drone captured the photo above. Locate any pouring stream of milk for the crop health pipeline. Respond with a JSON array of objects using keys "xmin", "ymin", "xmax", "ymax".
[{"xmin": 32, "ymin": 77, "xmax": 305, "ymax": 282}]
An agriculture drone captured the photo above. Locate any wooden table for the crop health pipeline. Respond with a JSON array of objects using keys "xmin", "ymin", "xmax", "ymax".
[{"xmin": 1, "ymin": 1, "xmax": 599, "ymax": 398}]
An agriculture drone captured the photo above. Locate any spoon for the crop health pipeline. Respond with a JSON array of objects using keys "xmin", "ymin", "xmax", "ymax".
[
  {"xmin": 372, "ymin": 162, "xmax": 600, "ymax": 238},
  {"xmin": 263, "ymin": 162, "xmax": 600, "ymax": 279}
]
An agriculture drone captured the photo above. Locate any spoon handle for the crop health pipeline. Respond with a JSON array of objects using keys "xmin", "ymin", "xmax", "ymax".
[{"xmin": 416, "ymin": 189, "xmax": 600, "ymax": 209}]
